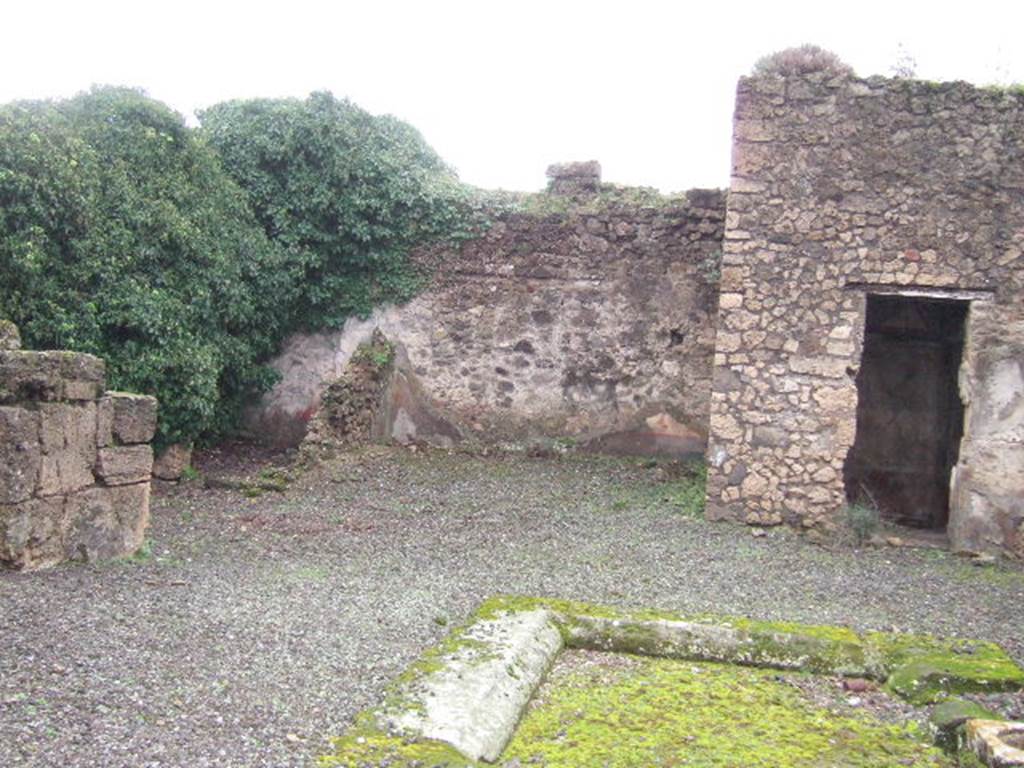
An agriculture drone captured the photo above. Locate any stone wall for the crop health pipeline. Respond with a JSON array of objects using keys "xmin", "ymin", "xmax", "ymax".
[
  {"xmin": 706, "ymin": 72, "xmax": 1024, "ymax": 555},
  {"xmin": 253, "ymin": 167, "xmax": 725, "ymax": 454},
  {"xmin": 0, "ymin": 327, "xmax": 157, "ymax": 569}
]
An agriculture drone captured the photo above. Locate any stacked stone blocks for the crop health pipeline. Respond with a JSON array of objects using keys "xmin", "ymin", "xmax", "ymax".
[{"xmin": 0, "ymin": 328, "xmax": 157, "ymax": 570}]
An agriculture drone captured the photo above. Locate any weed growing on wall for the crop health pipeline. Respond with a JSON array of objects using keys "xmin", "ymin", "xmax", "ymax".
[
  {"xmin": 753, "ymin": 45, "xmax": 854, "ymax": 78},
  {"xmin": 846, "ymin": 502, "xmax": 881, "ymax": 546}
]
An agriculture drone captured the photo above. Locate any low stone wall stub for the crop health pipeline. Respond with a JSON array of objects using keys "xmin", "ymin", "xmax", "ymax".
[
  {"xmin": 0, "ymin": 328, "xmax": 158, "ymax": 570},
  {"xmin": 320, "ymin": 596, "xmax": 1024, "ymax": 765}
]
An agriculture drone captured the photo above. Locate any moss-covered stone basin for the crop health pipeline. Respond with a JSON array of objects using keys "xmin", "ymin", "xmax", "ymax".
[{"xmin": 318, "ymin": 596, "xmax": 1024, "ymax": 767}]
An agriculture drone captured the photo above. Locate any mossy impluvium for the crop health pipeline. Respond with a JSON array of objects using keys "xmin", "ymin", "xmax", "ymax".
[{"xmin": 318, "ymin": 596, "xmax": 1024, "ymax": 767}]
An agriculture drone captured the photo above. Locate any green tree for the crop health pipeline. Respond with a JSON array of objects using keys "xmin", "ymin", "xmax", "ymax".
[
  {"xmin": 0, "ymin": 88, "xmax": 475, "ymax": 448},
  {"xmin": 0, "ymin": 87, "xmax": 289, "ymax": 447},
  {"xmin": 199, "ymin": 92, "xmax": 472, "ymax": 328}
]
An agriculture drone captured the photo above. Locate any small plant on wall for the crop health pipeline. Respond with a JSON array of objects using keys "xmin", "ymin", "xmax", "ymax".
[{"xmin": 753, "ymin": 45, "xmax": 855, "ymax": 78}]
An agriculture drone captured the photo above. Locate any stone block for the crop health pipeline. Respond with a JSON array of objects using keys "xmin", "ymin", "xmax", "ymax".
[
  {"xmin": 965, "ymin": 719, "xmax": 1024, "ymax": 768},
  {"xmin": 110, "ymin": 484, "xmax": 150, "ymax": 554},
  {"xmin": 949, "ymin": 441, "xmax": 1024, "ymax": 555},
  {"xmin": 384, "ymin": 609, "xmax": 563, "ymax": 762},
  {"xmin": 0, "ymin": 350, "xmax": 105, "ymax": 403},
  {"xmin": 788, "ymin": 355, "xmax": 848, "ymax": 378},
  {"xmin": 58, "ymin": 352, "xmax": 106, "ymax": 401},
  {"xmin": 545, "ymin": 161, "xmax": 601, "ymax": 195},
  {"xmin": 108, "ymin": 392, "xmax": 158, "ymax": 444},
  {"xmin": 752, "ymin": 425, "xmax": 790, "ymax": 448},
  {"xmin": 719, "ymin": 292, "xmax": 744, "ymax": 310},
  {"xmin": 96, "ymin": 445, "xmax": 154, "ymax": 486},
  {"xmin": 64, "ymin": 483, "xmax": 149, "ymax": 562},
  {"xmin": 152, "ymin": 443, "xmax": 192, "ymax": 481},
  {"xmin": 546, "ymin": 160, "xmax": 600, "ymax": 184},
  {"xmin": 0, "ymin": 406, "xmax": 41, "ymax": 504},
  {"xmin": 0, "ymin": 320, "xmax": 20, "ymax": 351},
  {"xmin": 0, "ymin": 495, "xmax": 67, "ymax": 570},
  {"xmin": 39, "ymin": 402, "xmax": 68, "ymax": 454},
  {"xmin": 0, "ymin": 351, "xmax": 63, "ymax": 403},
  {"xmin": 35, "ymin": 402, "xmax": 96, "ymax": 497},
  {"xmin": 96, "ymin": 396, "xmax": 114, "ymax": 447},
  {"xmin": 812, "ymin": 385, "xmax": 856, "ymax": 413},
  {"xmin": 704, "ymin": 501, "xmax": 734, "ymax": 522},
  {"xmin": 63, "ymin": 379, "xmax": 100, "ymax": 401},
  {"xmin": 969, "ymin": 355, "xmax": 1024, "ymax": 442}
]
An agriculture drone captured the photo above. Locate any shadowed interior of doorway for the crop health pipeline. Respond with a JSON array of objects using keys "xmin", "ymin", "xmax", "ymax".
[{"xmin": 844, "ymin": 295, "xmax": 968, "ymax": 530}]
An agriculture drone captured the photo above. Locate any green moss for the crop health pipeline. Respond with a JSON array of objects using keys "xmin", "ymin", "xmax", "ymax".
[
  {"xmin": 376, "ymin": 607, "xmax": 508, "ymax": 718},
  {"xmin": 606, "ymin": 461, "xmax": 706, "ymax": 518},
  {"xmin": 728, "ymin": 617, "xmax": 866, "ymax": 675},
  {"xmin": 227, "ymin": 467, "xmax": 292, "ymax": 496},
  {"xmin": 887, "ymin": 657, "xmax": 1024, "ymax": 704},
  {"xmin": 473, "ymin": 595, "xmax": 621, "ymax": 622},
  {"xmin": 476, "ymin": 599, "xmax": 1023, "ymax": 702},
  {"xmin": 929, "ymin": 699, "xmax": 1001, "ymax": 752},
  {"xmin": 866, "ymin": 632, "xmax": 1024, "ymax": 704},
  {"xmin": 944, "ymin": 560, "xmax": 1024, "ymax": 588},
  {"xmin": 930, "ymin": 699, "xmax": 1000, "ymax": 730},
  {"xmin": 492, "ymin": 184, "xmax": 695, "ymax": 217},
  {"xmin": 570, "ymin": 615, "xmax": 867, "ymax": 676},
  {"xmin": 319, "ymin": 720, "xmax": 477, "ymax": 767},
  {"xmin": 388, "ymin": 635, "xmax": 487, "ymax": 697},
  {"xmin": 502, "ymin": 655, "xmax": 953, "ymax": 767},
  {"xmin": 981, "ymin": 82, "xmax": 1024, "ymax": 97},
  {"xmin": 727, "ymin": 616, "xmax": 861, "ymax": 645},
  {"xmin": 318, "ymin": 596, "xmax": 1024, "ymax": 765},
  {"xmin": 955, "ymin": 749, "xmax": 989, "ymax": 768},
  {"xmin": 479, "ymin": 597, "xmax": 867, "ymax": 675}
]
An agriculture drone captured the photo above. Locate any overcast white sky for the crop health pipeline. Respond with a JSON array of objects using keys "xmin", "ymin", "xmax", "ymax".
[{"xmin": 3, "ymin": 1, "xmax": 1023, "ymax": 192}]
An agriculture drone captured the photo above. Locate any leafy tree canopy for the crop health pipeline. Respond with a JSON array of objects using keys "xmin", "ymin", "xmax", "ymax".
[
  {"xmin": 199, "ymin": 92, "xmax": 474, "ymax": 328},
  {"xmin": 0, "ymin": 87, "xmax": 473, "ymax": 447}
]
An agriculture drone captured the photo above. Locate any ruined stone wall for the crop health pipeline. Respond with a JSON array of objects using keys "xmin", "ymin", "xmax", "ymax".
[
  {"xmin": 0, "ymin": 326, "xmax": 157, "ymax": 569},
  {"xmin": 253, "ymin": 179, "xmax": 725, "ymax": 452},
  {"xmin": 707, "ymin": 72, "xmax": 1024, "ymax": 555}
]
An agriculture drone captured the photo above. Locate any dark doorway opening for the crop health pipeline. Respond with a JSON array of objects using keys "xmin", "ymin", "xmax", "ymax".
[{"xmin": 844, "ymin": 294, "xmax": 968, "ymax": 530}]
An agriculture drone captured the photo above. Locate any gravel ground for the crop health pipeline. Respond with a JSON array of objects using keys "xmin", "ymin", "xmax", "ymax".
[{"xmin": 1, "ymin": 445, "xmax": 1022, "ymax": 767}]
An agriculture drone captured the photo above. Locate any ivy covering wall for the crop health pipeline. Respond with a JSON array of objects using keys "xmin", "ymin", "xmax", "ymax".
[{"xmin": 0, "ymin": 87, "xmax": 473, "ymax": 447}]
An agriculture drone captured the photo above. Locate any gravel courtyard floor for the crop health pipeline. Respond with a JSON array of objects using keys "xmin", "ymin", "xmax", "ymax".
[{"xmin": 1, "ymin": 446, "xmax": 1022, "ymax": 767}]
